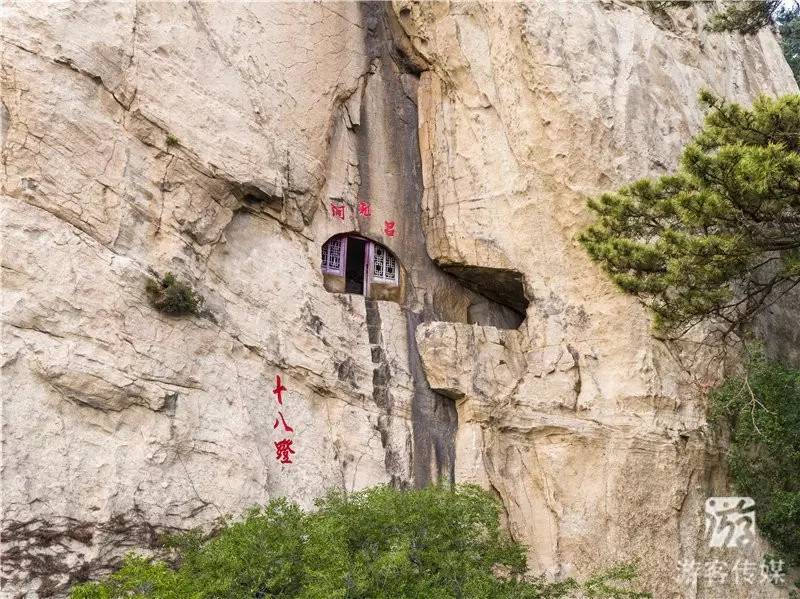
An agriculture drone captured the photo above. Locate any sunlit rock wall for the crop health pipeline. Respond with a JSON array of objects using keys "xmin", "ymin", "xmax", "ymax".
[
  {"xmin": 1, "ymin": 1, "xmax": 797, "ymax": 597},
  {"xmin": 396, "ymin": 1, "xmax": 796, "ymax": 598},
  {"xmin": 1, "ymin": 2, "xmax": 491, "ymax": 594}
]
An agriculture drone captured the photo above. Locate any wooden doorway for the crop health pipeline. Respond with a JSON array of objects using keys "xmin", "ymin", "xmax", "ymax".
[{"xmin": 344, "ymin": 236, "xmax": 367, "ymax": 294}]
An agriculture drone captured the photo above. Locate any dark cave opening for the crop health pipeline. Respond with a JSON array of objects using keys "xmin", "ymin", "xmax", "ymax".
[
  {"xmin": 344, "ymin": 237, "xmax": 367, "ymax": 294},
  {"xmin": 443, "ymin": 264, "xmax": 529, "ymax": 329}
]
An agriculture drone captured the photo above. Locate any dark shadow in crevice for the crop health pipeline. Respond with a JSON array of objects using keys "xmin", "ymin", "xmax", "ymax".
[
  {"xmin": 442, "ymin": 264, "xmax": 529, "ymax": 329},
  {"xmin": 234, "ymin": 182, "xmax": 283, "ymax": 213},
  {"xmin": 405, "ymin": 309, "xmax": 457, "ymax": 488}
]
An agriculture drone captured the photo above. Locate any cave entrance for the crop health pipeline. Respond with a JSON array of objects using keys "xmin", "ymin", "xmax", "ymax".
[
  {"xmin": 321, "ymin": 234, "xmax": 404, "ymax": 303},
  {"xmin": 443, "ymin": 264, "xmax": 529, "ymax": 329},
  {"xmin": 345, "ymin": 237, "xmax": 367, "ymax": 294}
]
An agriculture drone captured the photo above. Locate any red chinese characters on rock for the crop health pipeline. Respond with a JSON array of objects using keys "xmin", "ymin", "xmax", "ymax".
[
  {"xmin": 328, "ymin": 199, "xmax": 395, "ymax": 237},
  {"xmin": 273, "ymin": 411, "xmax": 294, "ymax": 433},
  {"xmin": 274, "ymin": 438, "xmax": 295, "ymax": 464},
  {"xmin": 272, "ymin": 375, "xmax": 286, "ymax": 405},
  {"xmin": 331, "ymin": 202, "xmax": 345, "ymax": 220},
  {"xmin": 272, "ymin": 374, "xmax": 296, "ymax": 464}
]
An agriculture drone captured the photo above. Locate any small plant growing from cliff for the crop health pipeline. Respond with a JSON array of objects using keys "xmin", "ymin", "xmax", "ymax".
[
  {"xmin": 647, "ymin": 1, "xmax": 694, "ymax": 8},
  {"xmin": 579, "ymin": 91, "xmax": 800, "ymax": 336},
  {"xmin": 70, "ymin": 484, "xmax": 651, "ymax": 598},
  {"xmin": 709, "ymin": 349, "xmax": 800, "ymax": 569},
  {"xmin": 701, "ymin": 0, "xmax": 800, "ymax": 86},
  {"xmin": 145, "ymin": 271, "xmax": 203, "ymax": 316},
  {"xmin": 165, "ymin": 133, "xmax": 180, "ymax": 148},
  {"xmin": 640, "ymin": 1, "xmax": 699, "ymax": 12},
  {"xmin": 708, "ymin": 0, "xmax": 781, "ymax": 34}
]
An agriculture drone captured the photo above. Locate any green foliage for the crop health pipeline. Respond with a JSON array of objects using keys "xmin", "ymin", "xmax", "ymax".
[
  {"xmin": 582, "ymin": 563, "xmax": 651, "ymax": 599},
  {"xmin": 579, "ymin": 92, "xmax": 800, "ymax": 335},
  {"xmin": 145, "ymin": 271, "xmax": 203, "ymax": 316},
  {"xmin": 709, "ymin": 350, "xmax": 800, "ymax": 566},
  {"xmin": 70, "ymin": 485, "xmax": 651, "ymax": 599},
  {"xmin": 166, "ymin": 134, "xmax": 180, "ymax": 148},
  {"xmin": 640, "ymin": 1, "xmax": 696, "ymax": 11},
  {"xmin": 646, "ymin": 0, "xmax": 795, "ymax": 41},
  {"xmin": 70, "ymin": 556, "xmax": 185, "ymax": 599},
  {"xmin": 637, "ymin": 1, "xmax": 706, "ymax": 27},
  {"xmin": 779, "ymin": 4, "xmax": 800, "ymax": 84},
  {"xmin": 708, "ymin": 0, "xmax": 781, "ymax": 34}
]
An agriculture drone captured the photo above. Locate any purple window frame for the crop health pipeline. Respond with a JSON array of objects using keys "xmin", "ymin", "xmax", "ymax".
[
  {"xmin": 322, "ymin": 235, "xmax": 399, "ymax": 292},
  {"xmin": 322, "ymin": 236, "xmax": 346, "ymax": 275}
]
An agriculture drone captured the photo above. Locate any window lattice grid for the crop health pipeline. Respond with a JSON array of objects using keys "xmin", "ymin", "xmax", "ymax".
[
  {"xmin": 385, "ymin": 254, "xmax": 397, "ymax": 280},
  {"xmin": 372, "ymin": 246, "xmax": 398, "ymax": 283},
  {"xmin": 322, "ymin": 238, "xmax": 342, "ymax": 272}
]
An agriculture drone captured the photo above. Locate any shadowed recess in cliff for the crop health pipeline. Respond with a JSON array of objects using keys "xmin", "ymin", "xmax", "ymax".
[
  {"xmin": 354, "ymin": 2, "xmax": 462, "ymax": 488},
  {"xmin": 351, "ymin": 2, "xmax": 525, "ymax": 487},
  {"xmin": 405, "ymin": 309, "xmax": 456, "ymax": 486},
  {"xmin": 443, "ymin": 264, "xmax": 528, "ymax": 328},
  {"xmin": 364, "ymin": 298, "xmax": 411, "ymax": 488}
]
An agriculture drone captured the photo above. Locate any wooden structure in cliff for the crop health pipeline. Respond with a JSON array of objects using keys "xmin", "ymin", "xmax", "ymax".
[{"xmin": 321, "ymin": 234, "xmax": 404, "ymax": 303}]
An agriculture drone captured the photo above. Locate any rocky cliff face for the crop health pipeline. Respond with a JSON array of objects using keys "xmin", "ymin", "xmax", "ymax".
[{"xmin": 1, "ymin": 1, "xmax": 796, "ymax": 597}]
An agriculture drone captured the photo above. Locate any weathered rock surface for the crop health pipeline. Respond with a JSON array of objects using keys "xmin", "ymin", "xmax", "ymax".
[
  {"xmin": 401, "ymin": 2, "xmax": 796, "ymax": 598},
  {"xmin": 0, "ymin": 1, "xmax": 796, "ymax": 597}
]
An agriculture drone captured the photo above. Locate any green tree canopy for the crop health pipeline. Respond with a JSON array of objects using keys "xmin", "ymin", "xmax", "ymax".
[
  {"xmin": 579, "ymin": 92, "xmax": 800, "ymax": 336},
  {"xmin": 710, "ymin": 349, "xmax": 800, "ymax": 567},
  {"xmin": 70, "ymin": 485, "xmax": 649, "ymax": 599}
]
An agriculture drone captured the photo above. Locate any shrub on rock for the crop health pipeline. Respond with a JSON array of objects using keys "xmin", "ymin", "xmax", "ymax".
[{"xmin": 145, "ymin": 271, "xmax": 203, "ymax": 316}]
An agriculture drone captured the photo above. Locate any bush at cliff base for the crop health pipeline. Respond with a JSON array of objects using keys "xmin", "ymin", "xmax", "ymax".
[
  {"xmin": 710, "ymin": 350, "xmax": 800, "ymax": 568},
  {"xmin": 70, "ymin": 484, "xmax": 650, "ymax": 599}
]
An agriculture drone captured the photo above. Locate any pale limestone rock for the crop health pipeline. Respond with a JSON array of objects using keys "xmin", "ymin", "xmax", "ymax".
[
  {"xmin": 1, "ymin": 2, "xmax": 425, "ymax": 594},
  {"xmin": 1, "ymin": 1, "xmax": 796, "ymax": 597},
  {"xmin": 401, "ymin": 2, "xmax": 796, "ymax": 598}
]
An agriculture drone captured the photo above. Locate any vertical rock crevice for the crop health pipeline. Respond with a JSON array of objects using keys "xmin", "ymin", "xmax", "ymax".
[
  {"xmin": 405, "ymin": 309, "xmax": 457, "ymax": 486},
  {"xmin": 364, "ymin": 298, "xmax": 409, "ymax": 488},
  {"xmin": 353, "ymin": 2, "xmax": 464, "ymax": 488}
]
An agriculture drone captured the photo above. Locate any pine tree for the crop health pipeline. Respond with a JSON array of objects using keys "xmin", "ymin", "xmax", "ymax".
[
  {"xmin": 708, "ymin": 0, "xmax": 782, "ymax": 34},
  {"xmin": 579, "ymin": 92, "xmax": 800, "ymax": 336},
  {"xmin": 778, "ymin": 5, "xmax": 800, "ymax": 84}
]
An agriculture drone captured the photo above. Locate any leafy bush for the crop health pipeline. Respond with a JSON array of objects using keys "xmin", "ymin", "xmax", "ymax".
[
  {"xmin": 145, "ymin": 271, "xmax": 203, "ymax": 316},
  {"xmin": 710, "ymin": 350, "xmax": 800, "ymax": 566},
  {"xmin": 165, "ymin": 134, "xmax": 180, "ymax": 148},
  {"xmin": 579, "ymin": 92, "xmax": 800, "ymax": 335},
  {"xmin": 70, "ymin": 485, "xmax": 650, "ymax": 599}
]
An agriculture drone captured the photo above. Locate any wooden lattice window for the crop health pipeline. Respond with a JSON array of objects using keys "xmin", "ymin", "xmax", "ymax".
[
  {"xmin": 322, "ymin": 237, "xmax": 344, "ymax": 273},
  {"xmin": 372, "ymin": 245, "xmax": 398, "ymax": 284}
]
